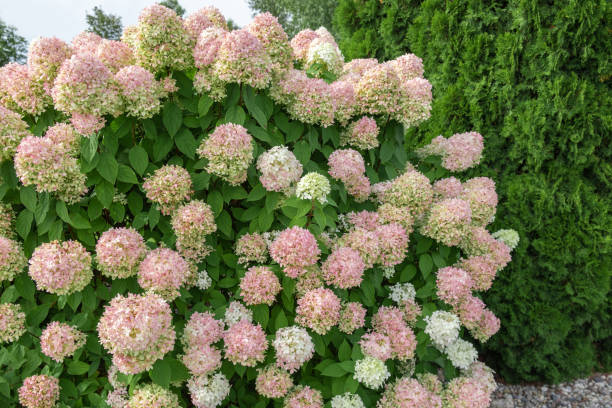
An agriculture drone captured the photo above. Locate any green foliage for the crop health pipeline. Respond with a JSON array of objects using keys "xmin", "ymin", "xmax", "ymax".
[
  {"xmin": 249, "ymin": 0, "xmax": 339, "ymax": 37},
  {"xmin": 335, "ymin": 0, "xmax": 612, "ymax": 383},
  {"xmin": 0, "ymin": 74, "xmax": 469, "ymax": 406},
  {"xmin": 0, "ymin": 18, "xmax": 27, "ymax": 66},
  {"xmin": 159, "ymin": 0, "xmax": 186, "ymax": 17},
  {"xmin": 85, "ymin": 6, "xmax": 123, "ymax": 41}
]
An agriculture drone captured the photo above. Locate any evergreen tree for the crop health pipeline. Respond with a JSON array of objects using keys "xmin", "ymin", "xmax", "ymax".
[
  {"xmin": 0, "ymin": 18, "xmax": 27, "ymax": 65},
  {"xmin": 86, "ymin": 6, "xmax": 123, "ymax": 40},
  {"xmin": 159, "ymin": 0, "xmax": 186, "ymax": 17}
]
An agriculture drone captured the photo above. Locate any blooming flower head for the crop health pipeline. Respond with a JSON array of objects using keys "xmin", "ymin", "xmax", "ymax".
[
  {"xmin": 436, "ymin": 267, "xmax": 474, "ymax": 307},
  {"xmin": 197, "ymin": 123, "xmax": 254, "ymax": 185},
  {"xmin": 455, "ymin": 256, "xmax": 496, "ymax": 292},
  {"xmin": 193, "ymin": 26, "xmax": 228, "ymax": 68},
  {"xmin": 235, "ymin": 232, "xmax": 268, "ymax": 265},
  {"xmin": 424, "ymin": 311, "xmax": 461, "ymax": 350},
  {"xmin": 44, "ymin": 123, "xmax": 80, "ymax": 155},
  {"xmin": 295, "ymin": 265, "xmax": 325, "ymax": 297},
  {"xmin": 465, "ymin": 361, "xmax": 497, "ymax": 395},
  {"xmin": 128, "ymin": 4, "xmax": 193, "ymax": 73},
  {"xmin": 215, "ymin": 29, "xmax": 272, "ymax": 89},
  {"xmin": 339, "ymin": 227, "xmax": 380, "ymax": 269},
  {"xmin": 355, "ymin": 63, "xmax": 401, "ymax": 116},
  {"xmin": 51, "ymin": 54, "xmax": 122, "ymax": 118},
  {"xmin": 71, "ymin": 31, "xmax": 102, "ymax": 55},
  {"xmin": 270, "ymin": 226, "xmax": 321, "ymax": 278},
  {"xmin": 379, "ymin": 169, "xmax": 433, "ymax": 219},
  {"xmin": 338, "ymin": 302, "xmax": 366, "ymax": 334},
  {"xmin": 328, "ymin": 149, "xmax": 369, "ymax": 201},
  {"xmin": 40, "ymin": 322, "xmax": 86, "ymax": 362},
  {"xmin": 331, "ymin": 392, "xmax": 366, "ymax": 408},
  {"xmin": 70, "ymin": 112, "xmax": 106, "ymax": 135},
  {"xmin": 257, "ymin": 145, "xmax": 303, "ymax": 193},
  {"xmin": 224, "ymin": 300, "xmax": 253, "ymax": 327},
  {"xmin": 138, "ymin": 247, "xmax": 190, "ymax": 300},
  {"xmin": 460, "ymin": 226, "xmax": 511, "ymax": 272},
  {"xmin": 283, "ymin": 385, "xmax": 324, "ymax": 408},
  {"xmin": 181, "ymin": 343, "xmax": 222, "ymax": 376},
  {"xmin": 223, "ymin": 320, "xmax": 268, "ymax": 366},
  {"xmin": 306, "ymin": 37, "xmax": 344, "ymax": 76},
  {"xmin": 255, "ymin": 365, "xmax": 293, "ymax": 398},
  {"xmin": 27, "ymin": 36, "xmax": 72, "ymax": 89},
  {"xmin": 0, "ymin": 63, "xmax": 47, "ymax": 115},
  {"xmin": 389, "ymin": 283, "xmax": 417, "ymax": 304},
  {"xmin": 273, "ymin": 325, "xmax": 315, "ymax": 373},
  {"xmin": 240, "ymin": 266, "xmax": 282, "ymax": 306},
  {"xmin": 187, "ymin": 372, "xmax": 231, "ymax": 408},
  {"xmin": 492, "ymin": 229, "xmax": 520, "ymax": 250},
  {"xmin": 322, "ymin": 246, "xmax": 365, "ymax": 289},
  {"xmin": 0, "ymin": 106, "xmax": 30, "ymax": 162},
  {"xmin": 246, "ymin": 12, "xmax": 292, "ymax": 75},
  {"xmin": 296, "ymin": 172, "xmax": 331, "ymax": 203},
  {"xmin": 342, "ymin": 116, "xmax": 379, "ymax": 150},
  {"xmin": 142, "ymin": 165, "xmax": 193, "ymax": 215},
  {"xmin": 354, "ymin": 356, "xmax": 390, "ymax": 389},
  {"xmin": 290, "ymin": 29, "xmax": 318, "ymax": 60},
  {"xmin": 417, "ymin": 132, "xmax": 483, "ymax": 172},
  {"xmin": 0, "ymin": 236, "xmax": 27, "ymax": 282},
  {"xmin": 96, "ymin": 228, "xmax": 146, "ymax": 279},
  {"xmin": 184, "ymin": 6, "xmax": 227, "ymax": 40},
  {"xmin": 28, "ymin": 240, "xmax": 92, "ymax": 295},
  {"xmin": 433, "ymin": 177, "xmax": 464, "ymax": 199},
  {"xmin": 126, "ymin": 384, "xmax": 179, "ymax": 408},
  {"xmin": 18, "ymin": 375, "xmax": 60, "ymax": 408},
  {"xmin": 15, "ymin": 135, "xmax": 87, "ymax": 203},
  {"xmin": 377, "ymin": 377, "xmax": 442, "ymax": 408},
  {"xmin": 459, "ymin": 177, "xmax": 498, "ymax": 227},
  {"xmin": 445, "ymin": 338, "xmax": 478, "ymax": 370},
  {"xmin": 421, "ymin": 198, "xmax": 472, "ymax": 247},
  {"xmin": 388, "ymin": 54, "xmax": 425, "ymax": 82},
  {"xmin": 97, "ymin": 40, "xmax": 135, "ymax": 73},
  {"xmin": 0, "ymin": 203, "xmax": 14, "ymax": 238},
  {"xmin": 172, "ymin": 200, "xmax": 217, "ymax": 262},
  {"xmin": 376, "ymin": 223, "xmax": 409, "ymax": 266},
  {"xmin": 97, "ymin": 293, "xmax": 175, "ymax": 374},
  {"xmin": 443, "ymin": 377, "xmax": 491, "ymax": 408},
  {"xmin": 0, "ymin": 303, "xmax": 26, "ymax": 343},
  {"xmin": 360, "ymin": 332, "xmax": 392, "ymax": 361},
  {"xmin": 295, "ymin": 287, "xmax": 341, "ymax": 334},
  {"xmin": 106, "ymin": 387, "xmax": 128, "ymax": 408},
  {"xmin": 183, "ymin": 311, "xmax": 224, "ymax": 348},
  {"xmin": 401, "ymin": 299, "xmax": 422, "ymax": 326},
  {"xmin": 115, "ymin": 65, "xmax": 167, "ymax": 119},
  {"xmin": 393, "ymin": 77, "xmax": 432, "ymax": 128}
]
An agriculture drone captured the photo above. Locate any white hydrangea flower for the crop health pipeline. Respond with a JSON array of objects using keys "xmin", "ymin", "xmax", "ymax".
[
  {"xmin": 382, "ymin": 266, "xmax": 396, "ymax": 279},
  {"xmin": 424, "ymin": 311, "xmax": 461, "ymax": 350},
  {"xmin": 354, "ymin": 356, "xmax": 390, "ymax": 389},
  {"xmin": 187, "ymin": 372, "xmax": 230, "ymax": 408},
  {"xmin": 296, "ymin": 172, "xmax": 331, "ymax": 204},
  {"xmin": 492, "ymin": 229, "xmax": 519, "ymax": 250},
  {"xmin": 273, "ymin": 326, "xmax": 315, "ymax": 373},
  {"xmin": 389, "ymin": 282, "xmax": 416, "ymax": 303},
  {"xmin": 446, "ymin": 338, "xmax": 478, "ymax": 370},
  {"xmin": 306, "ymin": 39, "xmax": 344, "ymax": 75},
  {"xmin": 464, "ymin": 361, "xmax": 497, "ymax": 394},
  {"xmin": 223, "ymin": 301, "xmax": 252, "ymax": 327},
  {"xmin": 331, "ymin": 392, "xmax": 366, "ymax": 408},
  {"xmin": 262, "ymin": 230, "xmax": 281, "ymax": 248},
  {"xmin": 256, "ymin": 145, "xmax": 303, "ymax": 193},
  {"xmin": 195, "ymin": 269, "xmax": 212, "ymax": 290}
]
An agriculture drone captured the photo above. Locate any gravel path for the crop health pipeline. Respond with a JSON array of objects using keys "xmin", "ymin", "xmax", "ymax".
[{"xmin": 491, "ymin": 373, "xmax": 612, "ymax": 408}]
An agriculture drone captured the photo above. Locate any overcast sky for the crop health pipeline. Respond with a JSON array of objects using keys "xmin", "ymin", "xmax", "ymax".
[{"xmin": 0, "ymin": 0, "xmax": 254, "ymax": 42}]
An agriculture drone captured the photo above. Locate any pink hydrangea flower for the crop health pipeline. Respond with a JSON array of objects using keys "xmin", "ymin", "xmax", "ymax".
[
  {"xmin": 142, "ymin": 165, "xmax": 193, "ymax": 215},
  {"xmin": 115, "ymin": 65, "xmax": 167, "ymax": 119},
  {"xmin": 246, "ymin": 12, "xmax": 292, "ymax": 74},
  {"xmin": 290, "ymin": 29, "xmax": 319, "ymax": 61},
  {"xmin": 443, "ymin": 377, "xmax": 491, "ymax": 408},
  {"xmin": 71, "ymin": 31, "xmax": 102, "ymax": 55},
  {"xmin": 338, "ymin": 302, "xmax": 366, "ymax": 334},
  {"xmin": 273, "ymin": 326, "xmax": 315, "ymax": 373},
  {"xmin": 255, "ymin": 365, "xmax": 293, "ymax": 399},
  {"xmin": 70, "ymin": 112, "xmax": 106, "ymax": 135},
  {"xmin": 460, "ymin": 177, "xmax": 498, "ymax": 226},
  {"xmin": 0, "ymin": 63, "xmax": 47, "ymax": 115},
  {"xmin": 330, "ymin": 80, "xmax": 356, "ymax": 124},
  {"xmin": 376, "ymin": 223, "xmax": 409, "ymax": 267},
  {"xmin": 377, "ymin": 204, "xmax": 414, "ymax": 234},
  {"xmin": 296, "ymin": 288, "xmax": 341, "ymax": 335},
  {"xmin": 197, "ymin": 123, "xmax": 254, "ymax": 186},
  {"xmin": 257, "ymin": 145, "xmax": 303, "ymax": 193},
  {"xmin": 355, "ymin": 63, "xmax": 401, "ymax": 116},
  {"xmin": 126, "ymin": 384, "xmax": 180, "ymax": 408},
  {"xmin": 0, "ymin": 236, "xmax": 27, "ymax": 283},
  {"xmin": 215, "ymin": 29, "xmax": 272, "ymax": 89},
  {"xmin": 339, "ymin": 227, "xmax": 380, "ymax": 269},
  {"xmin": 360, "ymin": 332, "xmax": 392, "ymax": 361},
  {"xmin": 378, "ymin": 377, "xmax": 442, "ymax": 408},
  {"xmin": 270, "ymin": 226, "xmax": 321, "ymax": 278},
  {"xmin": 379, "ymin": 169, "xmax": 433, "ymax": 218},
  {"xmin": 456, "ymin": 255, "xmax": 497, "ymax": 291},
  {"xmin": 0, "ymin": 106, "xmax": 31, "ymax": 161},
  {"xmin": 138, "ymin": 247, "xmax": 190, "ymax": 300},
  {"xmin": 40, "ymin": 322, "xmax": 86, "ymax": 362},
  {"xmin": 193, "ymin": 27, "xmax": 228, "ymax": 68},
  {"xmin": 342, "ymin": 116, "xmax": 379, "ymax": 150},
  {"xmin": 322, "ymin": 247, "xmax": 365, "ymax": 289},
  {"xmin": 433, "ymin": 177, "xmax": 464, "ymax": 199},
  {"xmin": 418, "ymin": 132, "xmax": 484, "ymax": 172},
  {"xmin": 235, "ymin": 232, "xmax": 268, "ymax": 265},
  {"xmin": 18, "ymin": 375, "xmax": 60, "ymax": 408},
  {"xmin": 97, "ymin": 293, "xmax": 175, "ymax": 374},
  {"xmin": 171, "ymin": 200, "xmax": 217, "ymax": 262},
  {"xmin": 421, "ymin": 198, "xmax": 472, "ymax": 247},
  {"xmin": 96, "ymin": 227, "xmax": 147, "ymax": 279},
  {"xmin": 283, "ymin": 385, "xmax": 323, "ymax": 408},
  {"xmin": 240, "ymin": 266, "xmax": 282, "ymax": 306},
  {"xmin": 0, "ymin": 303, "xmax": 26, "ymax": 343},
  {"xmin": 97, "ymin": 40, "xmax": 134, "ymax": 73},
  {"xmin": 45, "ymin": 123, "xmax": 80, "ymax": 155},
  {"xmin": 27, "ymin": 36, "xmax": 72, "ymax": 90},
  {"xmin": 387, "ymin": 54, "xmax": 425, "ymax": 82},
  {"xmin": 28, "ymin": 240, "xmax": 92, "ymax": 295},
  {"xmin": 184, "ymin": 6, "xmax": 227, "ymax": 40},
  {"xmin": 181, "ymin": 342, "xmax": 222, "ymax": 376},
  {"xmin": 223, "ymin": 320, "xmax": 268, "ymax": 366},
  {"xmin": 183, "ymin": 311, "xmax": 224, "ymax": 348}
]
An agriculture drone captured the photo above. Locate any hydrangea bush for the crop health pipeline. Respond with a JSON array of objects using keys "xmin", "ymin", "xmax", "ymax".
[{"xmin": 0, "ymin": 5, "xmax": 516, "ymax": 408}]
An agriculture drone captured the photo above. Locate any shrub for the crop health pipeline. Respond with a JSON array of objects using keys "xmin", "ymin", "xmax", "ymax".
[
  {"xmin": 335, "ymin": 0, "xmax": 612, "ymax": 383},
  {"xmin": 1, "ymin": 4, "xmax": 510, "ymax": 407}
]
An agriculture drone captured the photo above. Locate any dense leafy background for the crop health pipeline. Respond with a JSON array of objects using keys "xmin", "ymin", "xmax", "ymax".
[
  {"xmin": 334, "ymin": 0, "xmax": 612, "ymax": 383},
  {"xmin": 0, "ymin": 72, "xmax": 476, "ymax": 407}
]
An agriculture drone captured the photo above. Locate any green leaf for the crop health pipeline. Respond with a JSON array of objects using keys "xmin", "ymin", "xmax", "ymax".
[
  {"xmin": 275, "ymin": 309, "xmax": 288, "ymax": 330},
  {"xmin": 252, "ymin": 304, "xmax": 269, "ymax": 329},
  {"xmin": 338, "ymin": 340, "xmax": 351, "ymax": 361},
  {"xmin": 198, "ymin": 94, "xmax": 214, "ymax": 117},
  {"xmin": 81, "ymin": 132, "xmax": 98, "ymax": 162},
  {"xmin": 321, "ymin": 363, "xmax": 348, "ymax": 377},
  {"xmin": 153, "ymin": 134, "xmax": 174, "ymax": 162},
  {"xmin": 34, "ymin": 193, "xmax": 50, "ymax": 225},
  {"xmin": 380, "ymin": 139, "xmax": 394, "ymax": 163},
  {"xmin": 247, "ymin": 184, "xmax": 266, "ymax": 202},
  {"xmin": 150, "ymin": 359, "xmax": 171, "ymax": 387},
  {"xmin": 225, "ymin": 105, "xmax": 246, "ymax": 125},
  {"xmin": 129, "ymin": 146, "xmax": 149, "ymax": 176},
  {"xmin": 95, "ymin": 181, "xmax": 114, "ymax": 208},
  {"xmin": 67, "ymin": 361, "xmax": 89, "ymax": 376},
  {"xmin": 162, "ymin": 102, "xmax": 182, "ymax": 138},
  {"xmin": 208, "ymin": 190, "xmax": 224, "ymax": 216},
  {"xmin": 217, "ymin": 210, "xmax": 232, "ymax": 236},
  {"xmin": 127, "ymin": 191, "xmax": 143, "ymax": 215},
  {"xmin": 14, "ymin": 274, "xmax": 35, "ymax": 301},
  {"xmin": 69, "ymin": 212, "xmax": 91, "ymax": 229},
  {"xmin": 97, "ymin": 152, "xmax": 119, "ymax": 183},
  {"xmin": 175, "ymin": 128, "xmax": 197, "ymax": 159},
  {"xmin": 16, "ymin": 209, "xmax": 33, "ymax": 239},
  {"xmin": 243, "ymin": 86, "xmax": 267, "ymax": 128},
  {"xmin": 419, "ymin": 254, "xmax": 433, "ymax": 278},
  {"xmin": 117, "ymin": 164, "xmax": 138, "ymax": 184},
  {"xmin": 20, "ymin": 186, "xmax": 37, "ymax": 212}
]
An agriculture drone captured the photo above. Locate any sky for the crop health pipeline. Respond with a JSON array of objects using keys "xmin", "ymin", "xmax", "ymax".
[{"xmin": 0, "ymin": 0, "xmax": 254, "ymax": 42}]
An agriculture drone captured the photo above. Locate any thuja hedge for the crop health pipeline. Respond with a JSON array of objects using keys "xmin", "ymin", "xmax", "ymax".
[
  {"xmin": 334, "ymin": 0, "xmax": 612, "ymax": 383},
  {"xmin": 0, "ymin": 4, "xmax": 516, "ymax": 408}
]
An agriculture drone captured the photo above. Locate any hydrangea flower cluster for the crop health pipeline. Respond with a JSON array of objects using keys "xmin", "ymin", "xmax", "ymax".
[
  {"xmin": 255, "ymin": 365, "xmax": 293, "ymax": 398},
  {"xmin": 138, "ymin": 247, "xmax": 191, "ymax": 300},
  {"xmin": 284, "ymin": 385, "xmax": 324, "ymax": 408},
  {"xmin": 273, "ymin": 326, "xmax": 315, "ymax": 373},
  {"xmin": 223, "ymin": 300, "xmax": 253, "ymax": 327},
  {"xmin": 96, "ymin": 228, "xmax": 147, "ymax": 279},
  {"xmin": 417, "ymin": 132, "xmax": 484, "ymax": 172},
  {"xmin": 235, "ymin": 232, "xmax": 268, "ymax": 264},
  {"xmin": 240, "ymin": 266, "xmax": 282, "ymax": 305},
  {"xmin": 270, "ymin": 226, "xmax": 321, "ymax": 278},
  {"xmin": 338, "ymin": 302, "xmax": 366, "ymax": 334},
  {"xmin": 257, "ymin": 145, "xmax": 303, "ymax": 193},
  {"xmin": 171, "ymin": 200, "xmax": 217, "ymax": 261},
  {"xmin": 0, "ymin": 106, "xmax": 31, "ymax": 162},
  {"xmin": 187, "ymin": 372, "xmax": 231, "ymax": 408},
  {"xmin": 377, "ymin": 377, "xmax": 442, "ymax": 408},
  {"xmin": 27, "ymin": 36, "xmax": 72, "ymax": 90},
  {"xmin": 40, "ymin": 322, "xmax": 86, "ymax": 362},
  {"xmin": 331, "ymin": 392, "xmax": 366, "ymax": 408},
  {"xmin": 28, "ymin": 240, "xmax": 92, "ymax": 295},
  {"xmin": 0, "ymin": 236, "xmax": 27, "ymax": 282},
  {"xmin": 223, "ymin": 320, "xmax": 268, "ymax": 366},
  {"xmin": 342, "ymin": 116, "xmax": 379, "ymax": 150},
  {"xmin": 181, "ymin": 312, "xmax": 223, "ymax": 376},
  {"xmin": 0, "ymin": 63, "xmax": 48, "ymax": 116},
  {"xmin": 328, "ymin": 148, "xmax": 371, "ymax": 201},
  {"xmin": 296, "ymin": 287, "xmax": 341, "ymax": 334},
  {"xmin": 354, "ymin": 355, "xmax": 391, "ymax": 390},
  {"xmin": 322, "ymin": 246, "xmax": 365, "ymax": 288},
  {"xmin": 18, "ymin": 375, "xmax": 60, "ymax": 408},
  {"xmin": 97, "ymin": 293, "xmax": 175, "ymax": 374},
  {"xmin": 197, "ymin": 123, "xmax": 254, "ymax": 185},
  {"xmin": 295, "ymin": 172, "xmax": 331, "ymax": 203},
  {"xmin": 142, "ymin": 165, "xmax": 193, "ymax": 215},
  {"xmin": 0, "ymin": 303, "xmax": 26, "ymax": 343},
  {"xmin": 115, "ymin": 65, "xmax": 169, "ymax": 119},
  {"xmin": 126, "ymin": 384, "xmax": 179, "ymax": 408}
]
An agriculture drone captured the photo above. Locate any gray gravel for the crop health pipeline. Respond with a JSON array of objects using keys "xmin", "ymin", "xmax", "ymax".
[{"xmin": 491, "ymin": 373, "xmax": 612, "ymax": 408}]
